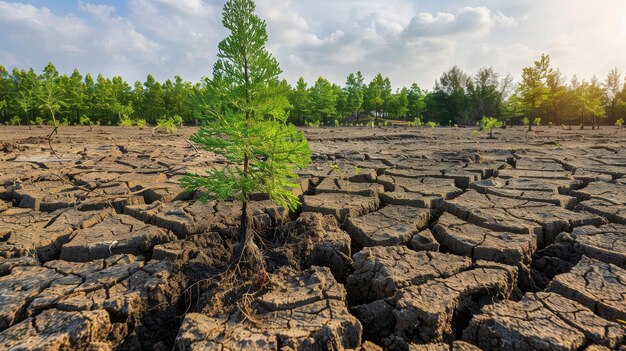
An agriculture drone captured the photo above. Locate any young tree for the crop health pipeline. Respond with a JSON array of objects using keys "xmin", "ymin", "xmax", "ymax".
[
  {"xmin": 180, "ymin": 0, "xmax": 311, "ymax": 269},
  {"xmin": 364, "ymin": 74, "xmax": 387, "ymax": 124},
  {"xmin": 344, "ymin": 72, "xmax": 364, "ymax": 122},
  {"xmin": 309, "ymin": 76, "xmax": 336, "ymax": 125},
  {"xmin": 407, "ymin": 83, "xmax": 426, "ymax": 120},
  {"xmin": 481, "ymin": 116, "xmax": 503, "ymax": 138},
  {"xmin": 518, "ymin": 54, "xmax": 551, "ymax": 131},
  {"xmin": 289, "ymin": 77, "xmax": 310, "ymax": 125},
  {"xmin": 34, "ymin": 63, "xmax": 65, "ymax": 156},
  {"xmin": 435, "ymin": 66, "xmax": 471, "ymax": 125}
]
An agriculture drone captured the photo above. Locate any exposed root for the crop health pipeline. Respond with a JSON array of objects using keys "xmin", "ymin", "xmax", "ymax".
[{"xmin": 47, "ymin": 126, "xmax": 60, "ymax": 159}]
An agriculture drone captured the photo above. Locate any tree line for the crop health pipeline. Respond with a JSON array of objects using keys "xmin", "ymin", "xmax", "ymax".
[
  {"xmin": 0, "ymin": 63, "xmax": 195, "ymax": 126},
  {"xmin": 1, "ymin": 55, "xmax": 625, "ymax": 127}
]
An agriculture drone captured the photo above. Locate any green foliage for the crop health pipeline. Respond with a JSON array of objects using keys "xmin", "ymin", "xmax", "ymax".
[
  {"xmin": 180, "ymin": 0, "xmax": 311, "ymax": 211},
  {"xmin": 616, "ymin": 118, "xmax": 624, "ymax": 127},
  {"xmin": 79, "ymin": 115, "xmax": 91, "ymax": 126},
  {"xmin": 409, "ymin": 117, "xmax": 423, "ymax": 127},
  {"xmin": 305, "ymin": 120, "xmax": 321, "ymax": 127},
  {"xmin": 119, "ymin": 116, "xmax": 135, "ymax": 127},
  {"xmin": 172, "ymin": 114, "xmax": 183, "ymax": 126},
  {"xmin": 481, "ymin": 116, "xmax": 503, "ymax": 137},
  {"xmin": 156, "ymin": 117, "xmax": 178, "ymax": 134},
  {"xmin": 533, "ymin": 117, "xmax": 542, "ymax": 126},
  {"xmin": 426, "ymin": 121, "xmax": 439, "ymax": 128},
  {"xmin": 33, "ymin": 116, "xmax": 44, "ymax": 125},
  {"xmin": 9, "ymin": 116, "xmax": 20, "ymax": 125},
  {"xmin": 334, "ymin": 119, "xmax": 340, "ymax": 127},
  {"xmin": 522, "ymin": 117, "xmax": 530, "ymax": 126},
  {"xmin": 136, "ymin": 119, "xmax": 147, "ymax": 129}
]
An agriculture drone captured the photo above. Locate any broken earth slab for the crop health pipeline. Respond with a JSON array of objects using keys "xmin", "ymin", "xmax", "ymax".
[
  {"xmin": 124, "ymin": 199, "xmax": 288, "ymax": 237},
  {"xmin": 346, "ymin": 205, "xmax": 430, "ymax": 248},
  {"xmin": 0, "ymin": 254, "xmax": 185, "ymax": 349},
  {"xmin": 271, "ymin": 212, "xmax": 352, "ymax": 282},
  {"xmin": 377, "ymin": 175, "xmax": 462, "ymax": 200},
  {"xmin": 392, "ymin": 261, "xmax": 518, "ymax": 344},
  {"xmin": 570, "ymin": 181, "xmax": 626, "ymax": 204},
  {"xmin": 302, "ymin": 192, "xmax": 380, "ymax": 223},
  {"xmin": 411, "ymin": 229, "xmax": 440, "ymax": 252},
  {"xmin": 442, "ymin": 190, "xmax": 606, "ymax": 248},
  {"xmin": 315, "ymin": 178, "xmax": 385, "ymax": 197},
  {"xmin": 0, "ymin": 308, "xmax": 114, "ymax": 350},
  {"xmin": 390, "ymin": 340, "xmax": 482, "ymax": 351},
  {"xmin": 174, "ymin": 266, "xmax": 363, "ymax": 350},
  {"xmin": 463, "ymin": 292, "xmax": 624, "ymax": 351},
  {"xmin": 59, "ymin": 213, "xmax": 176, "ymax": 262},
  {"xmin": 577, "ymin": 199, "xmax": 626, "ymax": 224},
  {"xmin": 346, "ymin": 246, "xmax": 472, "ymax": 306},
  {"xmin": 379, "ymin": 190, "xmax": 443, "ymax": 210},
  {"xmin": 547, "ymin": 256, "xmax": 626, "ymax": 323},
  {"xmin": 7, "ymin": 180, "xmax": 88, "ymax": 212},
  {"xmin": 433, "ymin": 212, "xmax": 535, "ymax": 267},
  {"xmin": 515, "ymin": 158, "xmax": 565, "ymax": 171},
  {"xmin": 529, "ymin": 240, "xmax": 582, "ymax": 290},
  {"xmin": 495, "ymin": 169, "xmax": 572, "ymax": 180},
  {"xmin": 556, "ymin": 223, "xmax": 626, "ymax": 267},
  {"xmin": 469, "ymin": 178, "xmax": 577, "ymax": 209},
  {"xmin": 0, "ymin": 207, "xmax": 114, "ymax": 261}
]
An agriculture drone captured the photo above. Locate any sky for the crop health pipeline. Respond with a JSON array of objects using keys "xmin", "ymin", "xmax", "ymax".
[{"xmin": 1, "ymin": 0, "xmax": 625, "ymax": 89}]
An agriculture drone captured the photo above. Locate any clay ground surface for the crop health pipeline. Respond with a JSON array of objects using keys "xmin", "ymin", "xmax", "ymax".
[{"xmin": 0, "ymin": 125, "xmax": 625, "ymax": 350}]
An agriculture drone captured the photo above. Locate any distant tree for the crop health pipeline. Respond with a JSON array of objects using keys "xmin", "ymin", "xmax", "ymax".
[
  {"xmin": 407, "ymin": 83, "xmax": 426, "ymax": 120},
  {"xmin": 34, "ymin": 63, "xmax": 65, "ymax": 156},
  {"xmin": 364, "ymin": 73, "xmax": 388, "ymax": 124},
  {"xmin": 309, "ymin": 76, "xmax": 336, "ymax": 125},
  {"xmin": 344, "ymin": 72, "xmax": 364, "ymax": 122},
  {"xmin": 541, "ymin": 69, "xmax": 571, "ymax": 126},
  {"xmin": 571, "ymin": 77, "xmax": 606, "ymax": 129},
  {"xmin": 468, "ymin": 67, "xmax": 510, "ymax": 121},
  {"xmin": 517, "ymin": 54, "xmax": 551, "ymax": 131},
  {"xmin": 435, "ymin": 66, "xmax": 471, "ymax": 125},
  {"xmin": 604, "ymin": 68, "xmax": 622, "ymax": 124},
  {"xmin": 289, "ymin": 77, "xmax": 310, "ymax": 125},
  {"xmin": 481, "ymin": 116, "xmax": 503, "ymax": 138},
  {"xmin": 180, "ymin": 0, "xmax": 311, "ymax": 270}
]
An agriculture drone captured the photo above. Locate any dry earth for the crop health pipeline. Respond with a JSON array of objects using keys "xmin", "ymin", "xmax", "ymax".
[{"xmin": 0, "ymin": 125, "xmax": 625, "ymax": 350}]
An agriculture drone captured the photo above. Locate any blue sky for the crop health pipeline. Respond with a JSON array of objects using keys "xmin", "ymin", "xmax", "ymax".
[{"xmin": 1, "ymin": 0, "xmax": 625, "ymax": 89}]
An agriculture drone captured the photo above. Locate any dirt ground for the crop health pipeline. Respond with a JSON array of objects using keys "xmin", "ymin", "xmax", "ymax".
[{"xmin": 0, "ymin": 125, "xmax": 625, "ymax": 350}]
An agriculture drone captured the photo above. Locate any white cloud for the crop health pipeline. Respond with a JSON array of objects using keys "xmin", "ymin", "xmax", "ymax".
[{"xmin": 0, "ymin": 0, "xmax": 624, "ymax": 89}]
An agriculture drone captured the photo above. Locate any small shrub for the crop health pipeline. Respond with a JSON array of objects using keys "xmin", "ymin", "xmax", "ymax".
[
  {"xmin": 156, "ymin": 117, "xmax": 178, "ymax": 134},
  {"xmin": 481, "ymin": 116, "xmax": 503, "ymax": 138},
  {"xmin": 522, "ymin": 117, "xmax": 529, "ymax": 126},
  {"xmin": 172, "ymin": 114, "xmax": 183, "ymax": 127},
  {"xmin": 409, "ymin": 117, "xmax": 423, "ymax": 127},
  {"xmin": 334, "ymin": 119, "xmax": 340, "ymax": 127},
  {"xmin": 79, "ymin": 115, "xmax": 91, "ymax": 126},
  {"xmin": 119, "ymin": 116, "xmax": 134, "ymax": 127},
  {"xmin": 616, "ymin": 118, "xmax": 624, "ymax": 128},
  {"xmin": 426, "ymin": 121, "xmax": 439, "ymax": 128},
  {"xmin": 136, "ymin": 119, "xmax": 147, "ymax": 129},
  {"xmin": 9, "ymin": 116, "xmax": 21, "ymax": 125},
  {"xmin": 534, "ymin": 117, "xmax": 542, "ymax": 126},
  {"xmin": 305, "ymin": 120, "xmax": 321, "ymax": 127}
]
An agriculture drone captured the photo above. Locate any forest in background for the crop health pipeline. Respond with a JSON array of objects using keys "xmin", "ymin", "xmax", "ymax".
[{"xmin": 0, "ymin": 54, "xmax": 625, "ymax": 128}]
